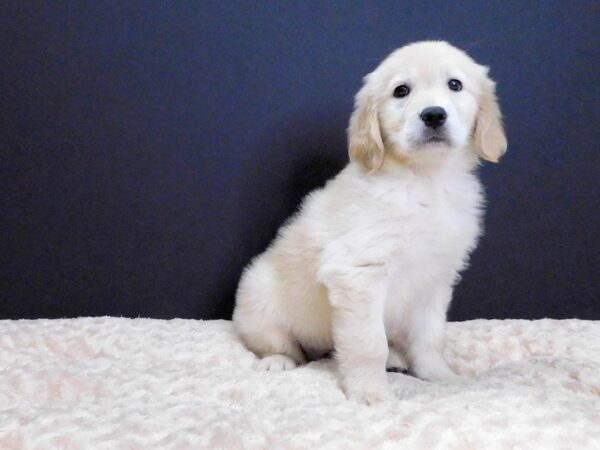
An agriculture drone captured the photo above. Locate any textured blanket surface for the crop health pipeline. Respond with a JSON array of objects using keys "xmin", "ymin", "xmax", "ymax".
[{"xmin": 1, "ymin": 318, "xmax": 599, "ymax": 449}]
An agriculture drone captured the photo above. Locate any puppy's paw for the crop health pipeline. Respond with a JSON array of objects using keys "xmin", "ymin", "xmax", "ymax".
[
  {"xmin": 344, "ymin": 382, "xmax": 396, "ymax": 405},
  {"xmin": 255, "ymin": 354, "xmax": 297, "ymax": 371},
  {"xmin": 386, "ymin": 346, "xmax": 408, "ymax": 373},
  {"xmin": 412, "ymin": 358, "xmax": 459, "ymax": 382}
]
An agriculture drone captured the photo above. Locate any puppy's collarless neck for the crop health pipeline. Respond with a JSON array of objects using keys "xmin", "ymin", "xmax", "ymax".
[{"xmin": 377, "ymin": 150, "xmax": 474, "ymax": 179}]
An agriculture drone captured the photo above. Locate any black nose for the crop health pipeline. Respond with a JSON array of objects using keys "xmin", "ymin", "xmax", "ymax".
[{"xmin": 420, "ymin": 106, "xmax": 447, "ymax": 129}]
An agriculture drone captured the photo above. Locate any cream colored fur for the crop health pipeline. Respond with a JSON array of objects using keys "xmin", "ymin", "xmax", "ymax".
[{"xmin": 233, "ymin": 41, "xmax": 507, "ymax": 405}]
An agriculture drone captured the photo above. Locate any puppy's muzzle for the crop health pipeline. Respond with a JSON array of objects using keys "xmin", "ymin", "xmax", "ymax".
[{"xmin": 420, "ymin": 106, "xmax": 447, "ymax": 129}]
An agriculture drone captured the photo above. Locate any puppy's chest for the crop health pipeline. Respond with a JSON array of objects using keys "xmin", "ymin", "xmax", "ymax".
[{"xmin": 384, "ymin": 178, "xmax": 482, "ymax": 254}]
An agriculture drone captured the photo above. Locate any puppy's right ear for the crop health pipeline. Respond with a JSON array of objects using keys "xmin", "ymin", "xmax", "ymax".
[{"xmin": 347, "ymin": 78, "xmax": 384, "ymax": 173}]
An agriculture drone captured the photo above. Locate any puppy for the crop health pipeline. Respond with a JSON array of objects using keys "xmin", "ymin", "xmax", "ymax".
[{"xmin": 233, "ymin": 41, "xmax": 507, "ymax": 405}]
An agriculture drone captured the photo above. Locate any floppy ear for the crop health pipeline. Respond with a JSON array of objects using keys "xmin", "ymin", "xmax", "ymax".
[
  {"xmin": 347, "ymin": 79, "xmax": 384, "ymax": 172},
  {"xmin": 473, "ymin": 73, "xmax": 507, "ymax": 163}
]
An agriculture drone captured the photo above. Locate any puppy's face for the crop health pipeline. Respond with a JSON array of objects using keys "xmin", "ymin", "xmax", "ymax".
[
  {"xmin": 379, "ymin": 46, "xmax": 480, "ymax": 154},
  {"xmin": 349, "ymin": 41, "xmax": 507, "ymax": 171}
]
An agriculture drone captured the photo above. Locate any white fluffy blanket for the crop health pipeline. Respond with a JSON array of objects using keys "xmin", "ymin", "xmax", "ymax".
[{"xmin": 1, "ymin": 318, "xmax": 599, "ymax": 449}]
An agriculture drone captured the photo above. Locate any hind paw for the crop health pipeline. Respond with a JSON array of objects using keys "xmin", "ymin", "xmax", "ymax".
[{"xmin": 255, "ymin": 354, "xmax": 297, "ymax": 371}]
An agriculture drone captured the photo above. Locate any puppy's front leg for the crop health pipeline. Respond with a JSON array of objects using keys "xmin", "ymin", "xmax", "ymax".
[
  {"xmin": 407, "ymin": 285, "xmax": 458, "ymax": 382},
  {"xmin": 322, "ymin": 264, "xmax": 394, "ymax": 405}
]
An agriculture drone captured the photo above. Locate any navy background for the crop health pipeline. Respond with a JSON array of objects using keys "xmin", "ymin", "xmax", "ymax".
[{"xmin": 1, "ymin": 2, "xmax": 599, "ymax": 320}]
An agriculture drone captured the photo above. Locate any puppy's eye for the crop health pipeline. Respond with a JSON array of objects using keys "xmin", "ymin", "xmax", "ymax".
[
  {"xmin": 448, "ymin": 79, "xmax": 462, "ymax": 91},
  {"xmin": 393, "ymin": 84, "xmax": 410, "ymax": 98}
]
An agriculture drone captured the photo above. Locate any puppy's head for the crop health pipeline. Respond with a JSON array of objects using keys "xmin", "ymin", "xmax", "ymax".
[{"xmin": 348, "ymin": 41, "xmax": 507, "ymax": 172}]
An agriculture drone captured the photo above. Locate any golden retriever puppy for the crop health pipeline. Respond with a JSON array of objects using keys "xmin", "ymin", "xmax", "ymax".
[{"xmin": 233, "ymin": 41, "xmax": 507, "ymax": 405}]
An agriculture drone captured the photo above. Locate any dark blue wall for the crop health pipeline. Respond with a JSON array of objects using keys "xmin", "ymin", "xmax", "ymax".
[{"xmin": 1, "ymin": 2, "xmax": 599, "ymax": 320}]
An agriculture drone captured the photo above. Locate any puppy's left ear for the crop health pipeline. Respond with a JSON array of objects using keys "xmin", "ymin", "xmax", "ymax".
[{"xmin": 473, "ymin": 71, "xmax": 507, "ymax": 163}]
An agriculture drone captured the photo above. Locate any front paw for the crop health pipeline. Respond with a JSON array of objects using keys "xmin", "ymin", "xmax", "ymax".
[
  {"xmin": 344, "ymin": 380, "xmax": 396, "ymax": 405},
  {"xmin": 412, "ymin": 357, "xmax": 460, "ymax": 382}
]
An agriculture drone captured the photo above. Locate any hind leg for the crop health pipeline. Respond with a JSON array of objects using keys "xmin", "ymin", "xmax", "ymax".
[
  {"xmin": 233, "ymin": 259, "xmax": 306, "ymax": 371},
  {"xmin": 234, "ymin": 305, "xmax": 305, "ymax": 371},
  {"xmin": 239, "ymin": 324, "xmax": 306, "ymax": 371}
]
